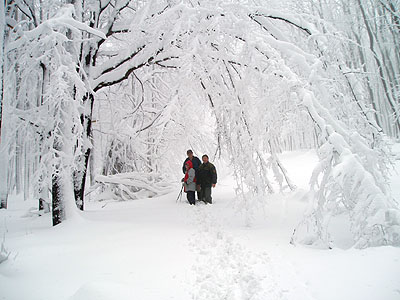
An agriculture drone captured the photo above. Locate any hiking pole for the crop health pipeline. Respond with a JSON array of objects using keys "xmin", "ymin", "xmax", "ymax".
[{"xmin": 176, "ymin": 183, "xmax": 184, "ymax": 203}]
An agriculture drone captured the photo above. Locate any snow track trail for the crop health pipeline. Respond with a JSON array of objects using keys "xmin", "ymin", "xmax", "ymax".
[{"xmin": 186, "ymin": 204, "xmax": 317, "ymax": 300}]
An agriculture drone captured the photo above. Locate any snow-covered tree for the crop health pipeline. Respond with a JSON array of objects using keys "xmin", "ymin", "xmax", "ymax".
[
  {"xmin": 3, "ymin": 3, "xmax": 97, "ymax": 224},
  {"xmin": 1, "ymin": 0, "xmax": 399, "ymax": 247},
  {"xmin": 2, "ymin": 0, "xmax": 179, "ymax": 223},
  {"xmin": 294, "ymin": 0, "xmax": 400, "ymax": 138}
]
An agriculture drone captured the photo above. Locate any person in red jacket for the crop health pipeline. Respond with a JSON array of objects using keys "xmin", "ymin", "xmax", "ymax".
[
  {"xmin": 183, "ymin": 160, "xmax": 196, "ymax": 205},
  {"xmin": 182, "ymin": 149, "xmax": 201, "ymax": 200}
]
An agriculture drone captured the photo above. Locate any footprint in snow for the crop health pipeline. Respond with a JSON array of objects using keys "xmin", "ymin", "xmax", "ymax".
[{"xmin": 187, "ymin": 205, "xmax": 316, "ymax": 300}]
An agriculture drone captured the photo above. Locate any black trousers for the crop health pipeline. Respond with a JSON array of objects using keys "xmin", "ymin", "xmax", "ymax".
[{"xmin": 186, "ymin": 191, "xmax": 195, "ymax": 205}]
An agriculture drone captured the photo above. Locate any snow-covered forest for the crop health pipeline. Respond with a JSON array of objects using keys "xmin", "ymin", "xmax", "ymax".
[{"xmin": 1, "ymin": 1, "xmax": 400, "ymax": 299}]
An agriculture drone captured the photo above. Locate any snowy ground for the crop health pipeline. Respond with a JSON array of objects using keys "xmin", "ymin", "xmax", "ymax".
[{"xmin": 1, "ymin": 150, "xmax": 400, "ymax": 300}]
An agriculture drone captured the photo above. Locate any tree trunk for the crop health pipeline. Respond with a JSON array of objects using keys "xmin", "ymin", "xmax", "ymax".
[
  {"xmin": 0, "ymin": 149, "xmax": 7, "ymax": 209},
  {"xmin": 0, "ymin": 0, "xmax": 7, "ymax": 209},
  {"xmin": 73, "ymin": 147, "xmax": 91, "ymax": 211},
  {"xmin": 52, "ymin": 124, "xmax": 65, "ymax": 225},
  {"xmin": 0, "ymin": 115, "xmax": 7, "ymax": 210},
  {"xmin": 0, "ymin": 192, "xmax": 7, "ymax": 209},
  {"xmin": 52, "ymin": 173, "xmax": 64, "ymax": 226},
  {"xmin": 73, "ymin": 92, "xmax": 95, "ymax": 211}
]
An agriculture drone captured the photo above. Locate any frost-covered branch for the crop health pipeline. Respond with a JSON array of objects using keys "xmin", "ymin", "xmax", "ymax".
[{"xmin": 94, "ymin": 171, "xmax": 173, "ymax": 200}]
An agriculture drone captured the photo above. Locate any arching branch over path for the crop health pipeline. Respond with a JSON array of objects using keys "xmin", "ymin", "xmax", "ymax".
[{"xmin": 2, "ymin": 0, "xmax": 399, "ymax": 247}]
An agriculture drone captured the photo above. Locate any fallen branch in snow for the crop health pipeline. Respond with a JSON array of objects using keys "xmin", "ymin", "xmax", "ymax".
[{"xmin": 94, "ymin": 172, "xmax": 174, "ymax": 201}]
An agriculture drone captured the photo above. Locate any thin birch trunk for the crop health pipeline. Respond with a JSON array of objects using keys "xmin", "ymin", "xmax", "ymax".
[{"xmin": 0, "ymin": 0, "xmax": 7, "ymax": 209}]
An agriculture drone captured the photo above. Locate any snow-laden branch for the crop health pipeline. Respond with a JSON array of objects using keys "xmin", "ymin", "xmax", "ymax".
[
  {"xmin": 92, "ymin": 46, "xmax": 164, "ymax": 92},
  {"xmin": 250, "ymin": 8, "xmax": 314, "ymax": 36},
  {"xmin": 94, "ymin": 172, "xmax": 173, "ymax": 200},
  {"xmin": 6, "ymin": 4, "xmax": 105, "ymax": 54}
]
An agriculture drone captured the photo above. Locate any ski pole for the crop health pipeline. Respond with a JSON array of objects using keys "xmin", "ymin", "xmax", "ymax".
[{"xmin": 176, "ymin": 184, "xmax": 184, "ymax": 203}]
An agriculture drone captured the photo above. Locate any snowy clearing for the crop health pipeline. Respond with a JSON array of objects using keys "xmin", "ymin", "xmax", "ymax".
[{"xmin": 0, "ymin": 150, "xmax": 399, "ymax": 300}]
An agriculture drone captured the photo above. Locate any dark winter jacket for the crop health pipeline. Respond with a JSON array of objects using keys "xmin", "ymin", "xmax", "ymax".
[
  {"xmin": 182, "ymin": 156, "xmax": 201, "ymax": 174},
  {"xmin": 196, "ymin": 162, "xmax": 217, "ymax": 187}
]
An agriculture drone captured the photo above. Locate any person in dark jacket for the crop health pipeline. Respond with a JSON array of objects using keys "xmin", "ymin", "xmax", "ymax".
[
  {"xmin": 196, "ymin": 154, "xmax": 217, "ymax": 204},
  {"xmin": 182, "ymin": 150, "xmax": 201, "ymax": 200},
  {"xmin": 182, "ymin": 150, "xmax": 201, "ymax": 173}
]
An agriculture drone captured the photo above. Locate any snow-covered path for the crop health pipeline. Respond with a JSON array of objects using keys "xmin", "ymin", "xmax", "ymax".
[
  {"xmin": 1, "ymin": 186, "xmax": 399, "ymax": 300},
  {"xmin": 187, "ymin": 203, "xmax": 316, "ymax": 300}
]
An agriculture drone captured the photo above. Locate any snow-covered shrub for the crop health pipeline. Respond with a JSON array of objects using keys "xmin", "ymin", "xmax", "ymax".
[
  {"xmin": 0, "ymin": 236, "xmax": 10, "ymax": 264},
  {"xmin": 94, "ymin": 172, "xmax": 173, "ymax": 201}
]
